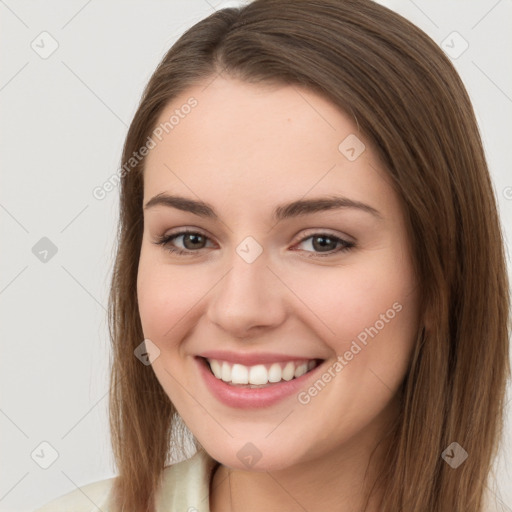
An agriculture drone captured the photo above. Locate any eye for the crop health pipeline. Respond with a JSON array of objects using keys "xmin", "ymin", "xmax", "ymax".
[
  {"xmin": 152, "ymin": 229, "xmax": 355, "ymax": 258},
  {"xmin": 293, "ymin": 232, "xmax": 355, "ymax": 258},
  {"xmin": 152, "ymin": 229, "xmax": 213, "ymax": 256}
]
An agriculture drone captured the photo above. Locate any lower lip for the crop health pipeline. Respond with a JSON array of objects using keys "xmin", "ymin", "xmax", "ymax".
[{"xmin": 195, "ymin": 356, "xmax": 325, "ymax": 409}]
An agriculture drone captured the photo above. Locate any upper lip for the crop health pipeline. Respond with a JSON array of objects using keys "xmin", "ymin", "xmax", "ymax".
[{"xmin": 197, "ymin": 350, "xmax": 323, "ymax": 366}]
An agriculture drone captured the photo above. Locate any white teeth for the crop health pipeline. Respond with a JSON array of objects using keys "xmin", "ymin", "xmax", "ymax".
[
  {"xmin": 209, "ymin": 359, "xmax": 222, "ymax": 379},
  {"xmin": 268, "ymin": 363, "xmax": 282, "ymax": 383},
  {"xmin": 294, "ymin": 363, "xmax": 308, "ymax": 378},
  {"xmin": 282, "ymin": 362, "xmax": 295, "ymax": 381},
  {"xmin": 231, "ymin": 364, "xmax": 249, "ymax": 384},
  {"xmin": 221, "ymin": 361, "xmax": 231, "ymax": 382},
  {"xmin": 249, "ymin": 365, "xmax": 268, "ymax": 385},
  {"xmin": 206, "ymin": 358, "xmax": 319, "ymax": 386}
]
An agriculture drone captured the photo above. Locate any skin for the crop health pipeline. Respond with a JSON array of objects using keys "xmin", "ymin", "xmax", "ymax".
[{"xmin": 137, "ymin": 76, "xmax": 420, "ymax": 511}]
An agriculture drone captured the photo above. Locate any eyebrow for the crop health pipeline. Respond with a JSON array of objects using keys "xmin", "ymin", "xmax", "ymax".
[{"xmin": 143, "ymin": 193, "xmax": 382, "ymax": 221}]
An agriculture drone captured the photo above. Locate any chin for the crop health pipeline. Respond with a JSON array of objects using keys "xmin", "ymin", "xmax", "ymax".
[{"xmin": 201, "ymin": 436, "xmax": 313, "ymax": 473}]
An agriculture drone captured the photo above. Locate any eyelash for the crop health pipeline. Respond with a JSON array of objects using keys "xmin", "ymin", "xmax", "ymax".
[{"xmin": 152, "ymin": 229, "xmax": 355, "ymax": 258}]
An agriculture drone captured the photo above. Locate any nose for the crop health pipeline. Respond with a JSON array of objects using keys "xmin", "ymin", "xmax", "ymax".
[{"xmin": 206, "ymin": 249, "xmax": 287, "ymax": 339}]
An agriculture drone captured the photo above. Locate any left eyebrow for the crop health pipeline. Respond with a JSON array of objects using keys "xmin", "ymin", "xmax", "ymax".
[
  {"xmin": 273, "ymin": 195, "xmax": 382, "ymax": 221},
  {"xmin": 143, "ymin": 193, "xmax": 383, "ymax": 221}
]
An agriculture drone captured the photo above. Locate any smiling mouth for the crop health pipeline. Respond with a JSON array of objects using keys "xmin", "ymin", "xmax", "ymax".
[{"xmin": 199, "ymin": 356, "xmax": 324, "ymax": 388}]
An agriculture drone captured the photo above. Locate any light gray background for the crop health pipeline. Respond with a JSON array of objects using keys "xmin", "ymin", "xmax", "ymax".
[{"xmin": 1, "ymin": 1, "xmax": 511, "ymax": 511}]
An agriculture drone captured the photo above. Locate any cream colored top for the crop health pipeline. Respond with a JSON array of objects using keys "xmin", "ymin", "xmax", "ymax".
[
  {"xmin": 33, "ymin": 448, "xmax": 503, "ymax": 512},
  {"xmin": 33, "ymin": 448, "xmax": 219, "ymax": 512}
]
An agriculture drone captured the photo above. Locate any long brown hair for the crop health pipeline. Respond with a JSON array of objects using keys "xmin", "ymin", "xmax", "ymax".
[{"xmin": 107, "ymin": 1, "xmax": 511, "ymax": 510}]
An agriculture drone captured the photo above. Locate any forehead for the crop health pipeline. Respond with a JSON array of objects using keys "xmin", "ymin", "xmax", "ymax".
[{"xmin": 142, "ymin": 77, "xmax": 395, "ymax": 219}]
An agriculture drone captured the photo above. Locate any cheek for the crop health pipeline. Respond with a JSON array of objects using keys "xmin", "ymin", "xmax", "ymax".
[
  {"xmin": 289, "ymin": 255, "xmax": 418, "ymax": 439},
  {"xmin": 136, "ymin": 256, "xmax": 207, "ymax": 405},
  {"xmin": 289, "ymin": 251, "xmax": 418, "ymax": 367},
  {"xmin": 136, "ymin": 253, "xmax": 204, "ymax": 342}
]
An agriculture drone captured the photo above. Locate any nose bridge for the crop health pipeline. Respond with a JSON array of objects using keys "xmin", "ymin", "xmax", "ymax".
[
  {"xmin": 227, "ymin": 245, "xmax": 268, "ymax": 297},
  {"xmin": 207, "ymin": 238, "xmax": 286, "ymax": 335}
]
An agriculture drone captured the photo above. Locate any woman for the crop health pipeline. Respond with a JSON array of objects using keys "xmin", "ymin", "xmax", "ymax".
[{"xmin": 35, "ymin": 0, "xmax": 510, "ymax": 511}]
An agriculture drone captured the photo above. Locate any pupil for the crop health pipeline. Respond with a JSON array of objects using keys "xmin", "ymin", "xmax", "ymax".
[
  {"xmin": 185, "ymin": 233, "xmax": 204, "ymax": 249},
  {"xmin": 313, "ymin": 236, "xmax": 336, "ymax": 252}
]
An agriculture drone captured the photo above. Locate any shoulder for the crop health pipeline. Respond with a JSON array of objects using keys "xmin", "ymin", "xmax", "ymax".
[
  {"xmin": 32, "ymin": 449, "xmax": 219, "ymax": 512},
  {"xmin": 33, "ymin": 476, "xmax": 115, "ymax": 512}
]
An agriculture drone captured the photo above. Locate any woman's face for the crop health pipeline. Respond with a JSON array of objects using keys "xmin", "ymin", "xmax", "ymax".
[{"xmin": 137, "ymin": 76, "xmax": 420, "ymax": 471}]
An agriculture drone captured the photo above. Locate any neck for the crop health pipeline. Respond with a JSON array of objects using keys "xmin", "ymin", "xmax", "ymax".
[{"xmin": 209, "ymin": 401, "xmax": 398, "ymax": 512}]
